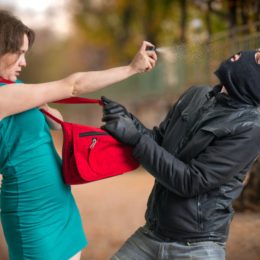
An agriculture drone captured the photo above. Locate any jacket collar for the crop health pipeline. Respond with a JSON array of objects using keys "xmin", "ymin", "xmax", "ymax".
[{"xmin": 208, "ymin": 84, "xmax": 255, "ymax": 109}]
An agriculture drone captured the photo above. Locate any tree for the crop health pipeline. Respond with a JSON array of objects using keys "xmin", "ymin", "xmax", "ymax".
[{"xmin": 72, "ymin": 0, "xmax": 186, "ymax": 65}]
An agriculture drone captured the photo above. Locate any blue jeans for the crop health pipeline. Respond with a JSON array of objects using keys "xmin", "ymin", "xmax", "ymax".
[{"xmin": 111, "ymin": 226, "xmax": 226, "ymax": 260}]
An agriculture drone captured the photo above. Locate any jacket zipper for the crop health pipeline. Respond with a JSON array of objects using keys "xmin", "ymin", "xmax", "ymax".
[
  {"xmin": 79, "ymin": 132, "xmax": 109, "ymax": 150},
  {"xmin": 197, "ymin": 195, "xmax": 203, "ymax": 231}
]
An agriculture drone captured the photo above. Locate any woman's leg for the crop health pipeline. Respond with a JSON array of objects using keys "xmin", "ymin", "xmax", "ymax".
[
  {"xmin": 0, "ymin": 224, "xmax": 8, "ymax": 260},
  {"xmin": 70, "ymin": 251, "xmax": 81, "ymax": 260}
]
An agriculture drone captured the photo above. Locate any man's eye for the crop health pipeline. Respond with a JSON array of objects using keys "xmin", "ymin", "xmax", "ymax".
[
  {"xmin": 230, "ymin": 52, "xmax": 241, "ymax": 62},
  {"xmin": 255, "ymin": 51, "xmax": 260, "ymax": 65}
]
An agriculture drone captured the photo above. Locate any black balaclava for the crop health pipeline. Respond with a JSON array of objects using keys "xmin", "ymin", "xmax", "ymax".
[{"xmin": 215, "ymin": 50, "xmax": 260, "ymax": 106}]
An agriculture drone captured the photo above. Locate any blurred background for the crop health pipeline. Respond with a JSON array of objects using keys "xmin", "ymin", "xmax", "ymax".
[{"xmin": 0, "ymin": 0, "xmax": 260, "ymax": 259}]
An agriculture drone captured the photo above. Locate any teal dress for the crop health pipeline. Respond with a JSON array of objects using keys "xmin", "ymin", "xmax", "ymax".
[{"xmin": 0, "ymin": 82, "xmax": 87, "ymax": 259}]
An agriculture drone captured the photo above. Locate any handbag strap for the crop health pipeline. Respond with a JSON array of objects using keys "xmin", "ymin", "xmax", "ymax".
[
  {"xmin": 53, "ymin": 97, "xmax": 102, "ymax": 105},
  {"xmin": 41, "ymin": 97, "xmax": 103, "ymax": 124},
  {"xmin": 40, "ymin": 108, "xmax": 64, "ymax": 124}
]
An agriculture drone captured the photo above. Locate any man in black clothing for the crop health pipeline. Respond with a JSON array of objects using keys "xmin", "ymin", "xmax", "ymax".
[{"xmin": 102, "ymin": 50, "xmax": 260, "ymax": 260}]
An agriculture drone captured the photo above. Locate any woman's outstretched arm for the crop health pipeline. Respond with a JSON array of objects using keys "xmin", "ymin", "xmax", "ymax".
[{"xmin": 0, "ymin": 41, "xmax": 157, "ymax": 120}]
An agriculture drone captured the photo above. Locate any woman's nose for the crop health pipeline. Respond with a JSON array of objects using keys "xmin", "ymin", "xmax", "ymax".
[{"xmin": 19, "ymin": 55, "xmax": 27, "ymax": 67}]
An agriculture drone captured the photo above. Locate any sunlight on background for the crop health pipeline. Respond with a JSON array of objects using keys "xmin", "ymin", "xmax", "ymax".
[
  {"xmin": 0, "ymin": 0, "xmax": 73, "ymax": 37},
  {"xmin": 10, "ymin": 0, "xmax": 56, "ymax": 12}
]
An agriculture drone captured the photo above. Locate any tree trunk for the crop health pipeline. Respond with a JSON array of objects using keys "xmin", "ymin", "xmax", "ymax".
[
  {"xmin": 255, "ymin": 0, "xmax": 260, "ymax": 31},
  {"xmin": 227, "ymin": 0, "xmax": 238, "ymax": 37},
  {"xmin": 179, "ymin": 0, "xmax": 188, "ymax": 43},
  {"xmin": 239, "ymin": 0, "xmax": 250, "ymax": 34},
  {"xmin": 205, "ymin": 0, "xmax": 213, "ymax": 41}
]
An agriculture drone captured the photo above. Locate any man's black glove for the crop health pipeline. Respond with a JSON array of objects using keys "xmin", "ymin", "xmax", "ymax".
[
  {"xmin": 101, "ymin": 96, "xmax": 130, "ymax": 121},
  {"xmin": 101, "ymin": 96, "xmax": 154, "ymax": 138},
  {"xmin": 102, "ymin": 115, "xmax": 141, "ymax": 146}
]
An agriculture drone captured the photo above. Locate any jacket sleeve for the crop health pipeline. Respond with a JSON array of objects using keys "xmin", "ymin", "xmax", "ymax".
[
  {"xmin": 129, "ymin": 113, "xmax": 155, "ymax": 139},
  {"xmin": 128, "ymin": 103, "xmax": 177, "ymax": 144},
  {"xmin": 133, "ymin": 125, "xmax": 260, "ymax": 198}
]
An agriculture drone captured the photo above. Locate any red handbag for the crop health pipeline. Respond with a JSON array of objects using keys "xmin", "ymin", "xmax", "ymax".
[{"xmin": 41, "ymin": 97, "xmax": 139, "ymax": 185}]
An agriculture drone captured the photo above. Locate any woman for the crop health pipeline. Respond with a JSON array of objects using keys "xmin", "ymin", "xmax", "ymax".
[{"xmin": 0, "ymin": 10, "xmax": 157, "ymax": 260}]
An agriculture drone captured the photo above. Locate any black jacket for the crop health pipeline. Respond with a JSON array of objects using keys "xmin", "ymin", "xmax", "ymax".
[{"xmin": 132, "ymin": 86, "xmax": 260, "ymax": 243}]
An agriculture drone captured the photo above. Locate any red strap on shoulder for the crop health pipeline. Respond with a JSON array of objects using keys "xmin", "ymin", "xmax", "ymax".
[{"xmin": 0, "ymin": 77, "xmax": 14, "ymax": 84}]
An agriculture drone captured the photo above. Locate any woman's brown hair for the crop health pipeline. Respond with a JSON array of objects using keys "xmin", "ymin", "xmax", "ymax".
[{"xmin": 0, "ymin": 10, "xmax": 35, "ymax": 55}]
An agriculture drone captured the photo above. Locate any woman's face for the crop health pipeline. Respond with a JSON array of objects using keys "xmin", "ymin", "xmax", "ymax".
[{"xmin": 0, "ymin": 34, "xmax": 29, "ymax": 81}]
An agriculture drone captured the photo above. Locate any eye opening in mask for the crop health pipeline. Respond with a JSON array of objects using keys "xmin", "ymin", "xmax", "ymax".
[
  {"xmin": 230, "ymin": 52, "xmax": 241, "ymax": 62},
  {"xmin": 254, "ymin": 50, "xmax": 260, "ymax": 65}
]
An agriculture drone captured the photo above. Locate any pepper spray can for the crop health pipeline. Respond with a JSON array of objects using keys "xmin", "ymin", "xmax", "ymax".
[{"xmin": 145, "ymin": 46, "xmax": 157, "ymax": 51}]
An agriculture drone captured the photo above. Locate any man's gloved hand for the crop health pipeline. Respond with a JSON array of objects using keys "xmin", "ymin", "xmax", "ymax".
[
  {"xmin": 101, "ymin": 96, "xmax": 130, "ymax": 121},
  {"xmin": 101, "ymin": 96, "xmax": 154, "ymax": 139},
  {"xmin": 102, "ymin": 115, "xmax": 141, "ymax": 146}
]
